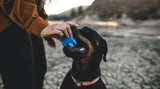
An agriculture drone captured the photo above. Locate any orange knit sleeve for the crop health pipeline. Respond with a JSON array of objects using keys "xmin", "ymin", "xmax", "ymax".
[{"xmin": 1, "ymin": 0, "xmax": 49, "ymax": 37}]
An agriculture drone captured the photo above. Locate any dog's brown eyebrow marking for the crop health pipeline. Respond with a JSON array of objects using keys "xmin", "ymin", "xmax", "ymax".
[
  {"xmin": 76, "ymin": 34, "xmax": 94, "ymax": 70},
  {"xmin": 96, "ymin": 41, "xmax": 99, "ymax": 46}
]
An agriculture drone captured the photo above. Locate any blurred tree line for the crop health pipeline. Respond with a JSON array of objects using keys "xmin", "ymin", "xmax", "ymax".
[
  {"xmin": 71, "ymin": 6, "xmax": 84, "ymax": 18},
  {"xmin": 48, "ymin": 6, "xmax": 84, "ymax": 21},
  {"xmin": 87, "ymin": 0, "xmax": 160, "ymax": 20}
]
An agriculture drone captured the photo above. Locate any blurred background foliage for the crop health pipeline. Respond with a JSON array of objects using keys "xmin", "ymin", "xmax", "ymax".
[
  {"xmin": 49, "ymin": 0, "xmax": 160, "ymax": 21},
  {"xmin": 87, "ymin": 0, "xmax": 160, "ymax": 20}
]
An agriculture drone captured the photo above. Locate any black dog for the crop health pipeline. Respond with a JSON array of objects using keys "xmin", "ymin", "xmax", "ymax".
[{"xmin": 60, "ymin": 26, "xmax": 108, "ymax": 89}]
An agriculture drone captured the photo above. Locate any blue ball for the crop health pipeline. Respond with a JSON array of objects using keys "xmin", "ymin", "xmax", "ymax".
[{"xmin": 62, "ymin": 37, "xmax": 77, "ymax": 47}]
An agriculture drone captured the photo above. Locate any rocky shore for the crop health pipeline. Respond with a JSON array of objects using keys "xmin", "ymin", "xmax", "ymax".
[
  {"xmin": 0, "ymin": 23, "xmax": 160, "ymax": 89},
  {"xmin": 43, "ymin": 25, "xmax": 160, "ymax": 89}
]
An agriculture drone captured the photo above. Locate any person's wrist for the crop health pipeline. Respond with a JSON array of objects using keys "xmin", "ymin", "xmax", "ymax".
[
  {"xmin": 40, "ymin": 28, "xmax": 47, "ymax": 38},
  {"xmin": 40, "ymin": 31, "xmax": 44, "ymax": 38}
]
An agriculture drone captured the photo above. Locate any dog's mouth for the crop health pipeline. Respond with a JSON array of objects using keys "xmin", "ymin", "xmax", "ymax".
[
  {"xmin": 63, "ymin": 39, "xmax": 88, "ymax": 59},
  {"xmin": 63, "ymin": 27, "xmax": 90, "ymax": 59}
]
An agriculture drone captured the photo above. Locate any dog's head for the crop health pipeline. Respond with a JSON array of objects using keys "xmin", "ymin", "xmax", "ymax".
[{"xmin": 63, "ymin": 26, "xmax": 108, "ymax": 70}]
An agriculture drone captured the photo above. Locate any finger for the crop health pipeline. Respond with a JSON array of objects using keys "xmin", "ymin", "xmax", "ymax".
[
  {"xmin": 60, "ymin": 27, "xmax": 69, "ymax": 38},
  {"xmin": 50, "ymin": 30, "xmax": 63, "ymax": 38},
  {"xmin": 55, "ymin": 36, "xmax": 62, "ymax": 42},
  {"xmin": 66, "ymin": 22, "xmax": 79, "ymax": 27},
  {"xmin": 58, "ymin": 30, "xmax": 64, "ymax": 37},
  {"xmin": 66, "ymin": 26, "xmax": 73, "ymax": 37}
]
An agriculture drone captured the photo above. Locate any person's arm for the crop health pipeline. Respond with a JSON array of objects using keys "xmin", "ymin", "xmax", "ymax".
[
  {"xmin": 0, "ymin": 0, "xmax": 49, "ymax": 37},
  {"xmin": 0, "ymin": 1, "xmax": 3, "ymax": 6}
]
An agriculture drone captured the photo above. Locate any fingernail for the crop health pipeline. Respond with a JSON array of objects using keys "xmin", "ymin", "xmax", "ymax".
[{"xmin": 75, "ymin": 24, "xmax": 79, "ymax": 27}]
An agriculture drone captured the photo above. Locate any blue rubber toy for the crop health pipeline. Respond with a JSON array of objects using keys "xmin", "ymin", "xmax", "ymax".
[{"xmin": 62, "ymin": 37, "xmax": 77, "ymax": 47}]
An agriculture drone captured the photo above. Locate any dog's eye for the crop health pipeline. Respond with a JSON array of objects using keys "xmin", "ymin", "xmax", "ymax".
[{"xmin": 96, "ymin": 41, "xmax": 99, "ymax": 46}]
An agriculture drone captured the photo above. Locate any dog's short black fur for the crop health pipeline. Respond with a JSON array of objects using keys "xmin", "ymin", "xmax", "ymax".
[{"xmin": 60, "ymin": 26, "xmax": 108, "ymax": 89}]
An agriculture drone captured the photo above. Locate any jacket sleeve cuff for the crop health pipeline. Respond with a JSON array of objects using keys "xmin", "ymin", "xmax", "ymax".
[{"xmin": 27, "ymin": 16, "xmax": 49, "ymax": 37}]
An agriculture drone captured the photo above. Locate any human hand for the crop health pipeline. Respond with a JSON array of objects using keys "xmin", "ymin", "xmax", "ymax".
[{"xmin": 41, "ymin": 22, "xmax": 79, "ymax": 48}]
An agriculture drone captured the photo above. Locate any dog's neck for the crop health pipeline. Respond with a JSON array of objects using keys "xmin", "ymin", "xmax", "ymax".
[{"xmin": 71, "ymin": 60, "xmax": 101, "ymax": 82}]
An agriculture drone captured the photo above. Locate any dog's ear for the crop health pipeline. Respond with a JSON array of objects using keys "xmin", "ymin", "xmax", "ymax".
[{"xmin": 101, "ymin": 39, "xmax": 108, "ymax": 62}]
